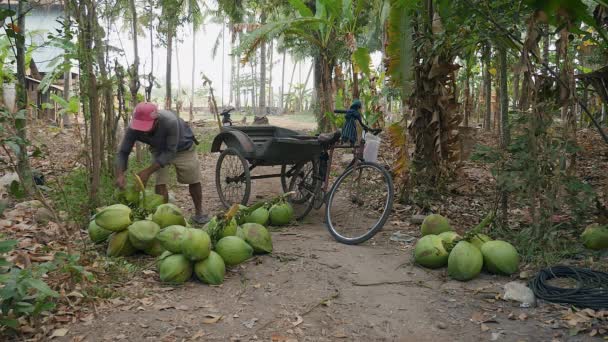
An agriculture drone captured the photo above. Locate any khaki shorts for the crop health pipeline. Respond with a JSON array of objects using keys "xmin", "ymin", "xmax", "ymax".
[{"xmin": 155, "ymin": 146, "xmax": 202, "ymax": 185}]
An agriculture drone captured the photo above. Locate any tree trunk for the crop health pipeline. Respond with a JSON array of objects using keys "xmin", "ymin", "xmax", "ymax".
[
  {"xmin": 229, "ymin": 29, "xmax": 235, "ymax": 106},
  {"xmin": 287, "ymin": 59, "xmax": 298, "ymax": 111},
  {"xmin": 62, "ymin": 0, "xmax": 72, "ymax": 127},
  {"xmin": 175, "ymin": 38, "xmax": 182, "ymax": 115},
  {"xmin": 250, "ymin": 61, "xmax": 256, "ymax": 109},
  {"xmin": 259, "ymin": 23, "xmax": 266, "ymax": 113},
  {"xmin": 463, "ymin": 69, "xmax": 470, "ymax": 127},
  {"xmin": 15, "ymin": 0, "xmax": 34, "ymax": 193},
  {"xmin": 558, "ymin": 27, "xmax": 576, "ymax": 173},
  {"xmin": 483, "ymin": 43, "xmax": 492, "ymax": 131},
  {"xmin": 280, "ymin": 50, "xmax": 286, "ymax": 110},
  {"xmin": 268, "ymin": 39, "xmax": 273, "ymax": 108},
  {"xmin": 352, "ymin": 62, "xmax": 359, "ymax": 99},
  {"xmin": 145, "ymin": 2, "xmax": 154, "ymax": 102},
  {"xmin": 165, "ymin": 28, "xmax": 173, "ymax": 110},
  {"xmin": 512, "ymin": 72, "xmax": 519, "ymax": 110},
  {"xmin": 77, "ymin": 0, "xmax": 102, "ymax": 205},
  {"xmin": 235, "ymin": 53, "xmax": 241, "ymax": 109},
  {"xmin": 602, "ymin": 103, "xmax": 607, "ymax": 126},
  {"xmin": 498, "ymin": 46, "xmax": 510, "ymax": 226},
  {"xmin": 313, "ymin": 54, "xmax": 334, "ymax": 131},
  {"xmin": 128, "ymin": 0, "xmax": 139, "ymax": 108},
  {"xmin": 190, "ymin": 26, "xmax": 195, "ymax": 123},
  {"xmin": 542, "ymin": 24, "xmax": 550, "ymax": 75}
]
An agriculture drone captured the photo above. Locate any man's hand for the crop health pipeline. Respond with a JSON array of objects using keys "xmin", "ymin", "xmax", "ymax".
[
  {"xmin": 137, "ymin": 164, "xmax": 161, "ymax": 187},
  {"xmin": 115, "ymin": 173, "xmax": 126, "ymax": 189}
]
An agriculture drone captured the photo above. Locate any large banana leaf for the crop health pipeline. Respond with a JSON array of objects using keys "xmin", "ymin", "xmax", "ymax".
[{"xmin": 386, "ymin": 0, "xmax": 414, "ymax": 99}]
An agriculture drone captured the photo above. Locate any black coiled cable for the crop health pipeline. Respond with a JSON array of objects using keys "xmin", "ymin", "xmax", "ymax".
[{"xmin": 529, "ymin": 266, "xmax": 608, "ymax": 310}]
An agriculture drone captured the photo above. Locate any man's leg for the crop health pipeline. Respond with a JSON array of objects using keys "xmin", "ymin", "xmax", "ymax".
[
  {"xmin": 189, "ymin": 182, "xmax": 203, "ymax": 216},
  {"xmin": 155, "ymin": 184, "xmax": 169, "ymax": 203},
  {"xmin": 155, "ymin": 165, "xmax": 170, "ymax": 203},
  {"xmin": 175, "ymin": 146, "xmax": 208, "ymax": 224}
]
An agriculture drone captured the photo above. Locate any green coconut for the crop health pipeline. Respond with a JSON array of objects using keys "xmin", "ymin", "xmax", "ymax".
[
  {"xmin": 581, "ymin": 224, "xmax": 608, "ymax": 250},
  {"xmin": 421, "ymin": 214, "xmax": 452, "ymax": 236},
  {"xmin": 221, "ymin": 218, "xmax": 238, "ymax": 238},
  {"xmin": 141, "ymin": 191, "xmax": 165, "ymax": 212},
  {"xmin": 413, "ymin": 235, "xmax": 449, "ymax": 269},
  {"xmin": 480, "ymin": 240, "xmax": 520, "ymax": 275},
  {"xmin": 88, "ymin": 220, "xmax": 112, "ymax": 244},
  {"xmin": 158, "ymin": 254, "xmax": 192, "ymax": 284},
  {"xmin": 107, "ymin": 230, "xmax": 137, "ymax": 257},
  {"xmin": 438, "ymin": 231, "xmax": 461, "ymax": 245},
  {"xmin": 181, "ymin": 228, "xmax": 211, "ymax": 261},
  {"xmin": 215, "ymin": 236, "xmax": 254, "ymax": 266},
  {"xmin": 448, "ymin": 241, "xmax": 483, "ymax": 281},
  {"xmin": 269, "ymin": 202, "xmax": 293, "ymax": 226},
  {"xmin": 235, "ymin": 226, "xmax": 245, "ymax": 239},
  {"xmin": 202, "ymin": 217, "xmax": 218, "ymax": 233},
  {"xmin": 469, "ymin": 234, "xmax": 493, "ymax": 250},
  {"xmin": 194, "ymin": 251, "xmax": 225, "ymax": 285},
  {"xmin": 157, "ymin": 250, "xmax": 173, "ymax": 271},
  {"xmin": 152, "ymin": 203, "xmax": 186, "ymax": 228},
  {"xmin": 245, "ymin": 207, "xmax": 269, "ymax": 226},
  {"xmin": 236, "ymin": 204, "xmax": 249, "ymax": 225},
  {"xmin": 143, "ymin": 240, "xmax": 165, "ymax": 256},
  {"xmin": 127, "ymin": 220, "xmax": 161, "ymax": 250},
  {"xmin": 95, "ymin": 204, "xmax": 133, "ymax": 232},
  {"xmin": 156, "ymin": 225, "xmax": 187, "ymax": 253},
  {"xmin": 240, "ymin": 223, "xmax": 273, "ymax": 254}
]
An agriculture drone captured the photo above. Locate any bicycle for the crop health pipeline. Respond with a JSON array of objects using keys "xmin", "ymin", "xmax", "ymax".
[{"xmin": 287, "ymin": 108, "xmax": 394, "ymax": 245}]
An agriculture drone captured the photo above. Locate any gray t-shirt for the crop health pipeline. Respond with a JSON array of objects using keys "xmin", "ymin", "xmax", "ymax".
[{"xmin": 116, "ymin": 110, "xmax": 195, "ymax": 171}]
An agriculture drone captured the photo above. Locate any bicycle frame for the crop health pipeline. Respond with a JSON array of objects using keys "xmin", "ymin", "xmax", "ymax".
[{"xmin": 320, "ymin": 139, "xmax": 366, "ymax": 193}]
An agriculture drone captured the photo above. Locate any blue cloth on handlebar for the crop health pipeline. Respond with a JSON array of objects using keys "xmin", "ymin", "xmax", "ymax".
[{"xmin": 342, "ymin": 108, "xmax": 360, "ymax": 145}]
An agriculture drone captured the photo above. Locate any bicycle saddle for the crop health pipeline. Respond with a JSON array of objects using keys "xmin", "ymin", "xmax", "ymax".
[{"xmin": 318, "ymin": 131, "xmax": 341, "ymax": 144}]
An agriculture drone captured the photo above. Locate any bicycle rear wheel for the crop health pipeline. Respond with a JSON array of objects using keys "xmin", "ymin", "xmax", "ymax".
[
  {"xmin": 287, "ymin": 160, "xmax": 319, "ymax": 220},
  {"xmin": 325, "ymin": 162, "xmax": 394, "ymax": 244}
]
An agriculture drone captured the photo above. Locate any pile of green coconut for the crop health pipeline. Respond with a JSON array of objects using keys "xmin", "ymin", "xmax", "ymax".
[
  {"xmin": 86, "ymin": 184, "xmax": 294, "ymax": 285},
  {"xmin": 413, "ymin": 214, "xmax": 520, "ymax": 281}
]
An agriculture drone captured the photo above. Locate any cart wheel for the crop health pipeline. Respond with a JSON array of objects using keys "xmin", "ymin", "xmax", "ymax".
[
  {"xmin": 287, "ymin": 160, "xmax": 319, "ymax": 220},
  {"xmin": 215, "ymin": 148, "xmax": 251, "ymax": 208},
  {"xmin": 280, "ymin": 165, "xmax": 290, "ymax": 193}
]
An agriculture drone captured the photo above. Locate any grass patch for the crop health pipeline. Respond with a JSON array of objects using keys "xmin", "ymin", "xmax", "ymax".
[
  {"xmin": 196, "ymin": 130, "xmax": 215, "ymax": 154},
  {"xmin": 49, "ymin": 168, "xmax": 115, "ymax": 225}
]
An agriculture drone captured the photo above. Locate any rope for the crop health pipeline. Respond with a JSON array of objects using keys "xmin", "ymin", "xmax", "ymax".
[{"xmin": 529, "ymin": 266, "xmax": 608, "ymax": 310}]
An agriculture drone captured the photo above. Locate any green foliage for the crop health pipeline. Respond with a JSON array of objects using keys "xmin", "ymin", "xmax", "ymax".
[
  {"xmin": 352, "ymin": 47, "xmax": 371, "ymax": 77},
  {"xmin": 386, "ymin": 0, "xmax": 414, "ymax": 99},
  {"xmin": 0, "ymin": 240, "xmax": 58, "ymax": 329},
  {"xmin": 472, "ymin": 114, "xmax": 596, "ymax": 263},
  {"xmin": 49, "ymin": 168, "xmax": 116, "ymax": 226}
]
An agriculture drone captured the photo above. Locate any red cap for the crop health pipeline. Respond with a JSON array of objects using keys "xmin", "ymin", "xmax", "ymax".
[{"xmin": 130, "ymin": 102, "xmax": 159, "ymax": 132}]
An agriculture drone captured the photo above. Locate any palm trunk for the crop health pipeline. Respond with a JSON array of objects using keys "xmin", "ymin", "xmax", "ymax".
[
  {"xmin": 236, "ymin": 46, "xmax": 241, "ymax": 109},
  {"xmin": 280, "ymin": 50, "xmax": 286, "ymax": 110},
  {"xmin": 190, "ymin": 26, "xmax": 196, "ymax": 123},
  {"xmin": 15, "ymin": 0, "xmax": 34, "ymax": 193},
  {"xmin": 463, "ymin": 69, "xmax": 470, "ymax": 127},
  {"xmin": 558, "ymin": 27, "xmax": 576, "ymax": 173},
  {"xmin": 128, "ymin": 0, "xmax": 139, "ymax": 107},
  {"xmin": 499, "ymin": 46, "xmax": 510, "ymax": 226},
  {"xmin": 512, "ymin": 72, "xmax": 519, "ymax": 110},
  {"xmin": 78, "ymin": 0, "xmax": 102, "ymax": 204},
  {"xmin": 268, "ymin": 39, "xmax": 273, "ymax": 107},
  {"xmin": 313, "ymin": 54, "xmax": 334, "ymax": 131},
  {"xmin": 351, "ymin": 61, "xmax": 359, "ymax": 99},
  {"xmin": 258, "ymin": 13, "xmax": 267, "ymax": 113},
  {"xmin": 287, "ymin": 59, "xmax": 298, "ymax": 111},
  {"xmin": 145, "ymin": 1, "xmax": 154, "ymax": 102},
  {"xmin": 175, "ymin": 38, "xmax": 182, "ymax": 115},
  {"xmin": 62, "ymin": 0, "xmax": 71, "ymax": 127},
  {"xmin": 250, "ymin": 61, "xmax": 256, "ymax": 109},
  {"xmin": 165, "ymin": 28, "xmax": 173, "ymax": 110},
  {"xmin": 483, "ymin": 43, "xmax": 492, "ymax": 131},
  {"xmin": 229, "ymin": 28, "xmax": 235, "ymax": 106}
]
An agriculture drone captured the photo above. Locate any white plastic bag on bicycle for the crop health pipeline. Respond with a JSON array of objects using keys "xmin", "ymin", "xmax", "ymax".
[{"xmin": 363, "ymin": 133, "xmax": 380, "ymax": 163}]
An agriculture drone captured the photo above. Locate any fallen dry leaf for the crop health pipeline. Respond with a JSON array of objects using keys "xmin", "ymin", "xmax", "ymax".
[
  {"xmin": 519, "ymin": 313, "xmax": 528, "ymax": 321},
  {"xmin": 202, "ymin": 313, "xmax": 222, "ymax": 324},
  {"xmin": 191, "ymin": 330, "xmax": 205, "ymax": 340},
  {"xmin": 50, "ymin": 328, "xmax": 69, "ymax": 338},
  {"xmin": 481, "ymin": 324, "xmax": 490, "ymax": 332}
]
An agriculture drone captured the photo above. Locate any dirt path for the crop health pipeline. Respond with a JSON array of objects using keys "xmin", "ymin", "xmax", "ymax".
[{"xmin": 58, "ymin": 149, "xmax": 580, "ymax": 342}]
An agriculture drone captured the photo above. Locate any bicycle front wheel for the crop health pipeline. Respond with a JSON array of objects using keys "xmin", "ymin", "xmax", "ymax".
[{"xmin": 325, "ymin": 162, "xmax": 394, "ymax": 244}]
